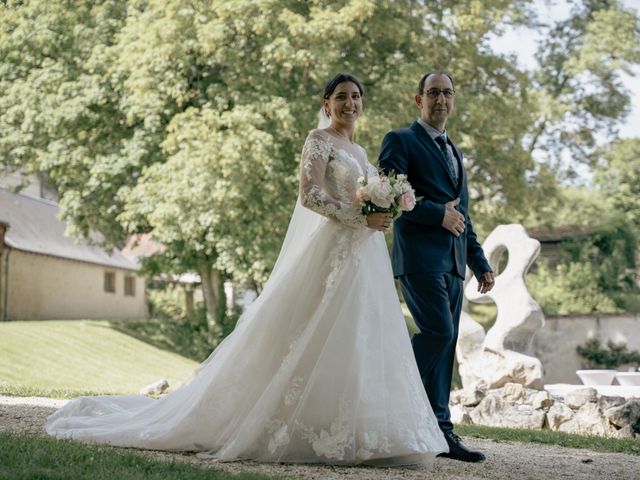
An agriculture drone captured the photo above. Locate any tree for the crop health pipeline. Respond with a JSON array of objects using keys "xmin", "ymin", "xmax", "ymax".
[
  {"xmin": 1, "ymin": 0, "xmax": 638, "ymax": 330},
  {"xmin": 527, "ymin": 260, "xmax": 619, "ymax": 315},
  {"xmin": 595, "ymin": 138, "xmax": 640, "ymax": 230},
  {"xmin": 528, "ymin": 0, "xmax": 640, "ymax": 181},
  {"xmin": 0, "ymin": 0, "xmax": 133, "ymax": 242},
  {"xmin": 0, "ymin": 0, "xmax": 531, "ymax": 324}
]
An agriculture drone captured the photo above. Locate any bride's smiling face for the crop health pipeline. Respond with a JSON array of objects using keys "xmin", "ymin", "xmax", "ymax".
[{"xmin": 324, "ymin": 81, "xmax": 362, "ymax": 126}]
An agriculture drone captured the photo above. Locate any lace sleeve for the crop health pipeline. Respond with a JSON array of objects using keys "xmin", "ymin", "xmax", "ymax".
[{"xmin": 299, "ymin": 131, "xmax": 367, "ymax": 228}]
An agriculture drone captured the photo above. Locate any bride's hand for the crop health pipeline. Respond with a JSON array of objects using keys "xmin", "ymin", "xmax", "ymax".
[{"xmin": 366, "ymin": 212, "xmax": 393, "ymax": 232}]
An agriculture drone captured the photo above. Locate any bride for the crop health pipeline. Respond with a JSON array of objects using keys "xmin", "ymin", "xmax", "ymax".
[{"xmin": 46, "ymin": 73, "xmax": 448, "ymax": 465}]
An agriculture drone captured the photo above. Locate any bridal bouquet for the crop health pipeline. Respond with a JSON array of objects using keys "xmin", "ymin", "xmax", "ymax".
[{"xmin": 356, "ymin": 171, "xmax": 416, "ymax": 219}]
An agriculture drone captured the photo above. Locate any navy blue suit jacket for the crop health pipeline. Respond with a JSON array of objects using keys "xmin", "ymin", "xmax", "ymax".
[{"xmin": 379, "ymin": 122, "xmax": 490, "ymax": 280}]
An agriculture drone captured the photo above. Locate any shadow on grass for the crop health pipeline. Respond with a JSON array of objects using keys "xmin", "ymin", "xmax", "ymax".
[{"xmin": 106, "ymin": 318, "xmax": 214, "ymax": 363}]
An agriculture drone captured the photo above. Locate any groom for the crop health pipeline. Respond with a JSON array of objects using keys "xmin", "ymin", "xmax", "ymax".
[{"xmin": 379, "ymin": 71, "xmax": 495, "ymax": 462}]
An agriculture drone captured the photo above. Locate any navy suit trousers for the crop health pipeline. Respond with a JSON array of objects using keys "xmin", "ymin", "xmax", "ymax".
[{"xmin": 399, "ymin": 271, "xmax": 463, "ymax": 434}]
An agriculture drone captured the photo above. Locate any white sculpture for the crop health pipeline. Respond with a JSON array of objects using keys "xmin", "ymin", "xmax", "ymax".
[{"xmin": 457, "ymin": 224, "xmax": 545, "ymax": 390}]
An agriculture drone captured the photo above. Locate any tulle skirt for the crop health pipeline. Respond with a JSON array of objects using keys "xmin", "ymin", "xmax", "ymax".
[{"xmin": 46, "ymin": 219, "xmax": 447, "ymax": 465}]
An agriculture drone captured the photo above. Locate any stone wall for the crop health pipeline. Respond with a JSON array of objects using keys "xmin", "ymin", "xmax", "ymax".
[
  {"xmin": 6, "ymin": 249, "xmax": 147, "ymax": 320},
  {"xmin": 0, "ymin": 223, "xmax": 6, "ymax": 320},
  {"xmin": 533, "ymin": 313, "xmax": 640, "ymax": 384},
  {"xmin": 450, "ymin": 383, "xmax": 639, "ymax": 438}
]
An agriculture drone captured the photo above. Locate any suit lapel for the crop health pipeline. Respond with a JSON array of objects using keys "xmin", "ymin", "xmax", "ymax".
[{"xmin": 410, "ymin": 122, "xmax": 458, "ymax": 188}]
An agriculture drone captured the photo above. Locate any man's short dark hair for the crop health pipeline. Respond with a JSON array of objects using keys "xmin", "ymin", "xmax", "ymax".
[{"xmin": 417, "ymin": 71, "xmax": 455, "ymax": 95}]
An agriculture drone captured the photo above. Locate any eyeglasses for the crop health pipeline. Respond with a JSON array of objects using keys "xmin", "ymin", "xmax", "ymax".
[{"xmin": 423, "ymin": 88, "xmax": 455, "ymax": 99}]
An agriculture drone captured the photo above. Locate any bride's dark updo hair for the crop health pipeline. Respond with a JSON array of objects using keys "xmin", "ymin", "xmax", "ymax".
[{"xmin": 323, "ymin": 73, "xmax": 364, "ymax": 99}]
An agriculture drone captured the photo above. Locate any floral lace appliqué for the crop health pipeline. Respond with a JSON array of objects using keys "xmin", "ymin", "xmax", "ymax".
[
  {"xmin": 301, "ymin": 135, "xmax": 333, "ymax": 182},
  {"xmin": 358, "ymin": 430, "xmax": 392, "ymax": 459},
  {"xmin": 266, "ymin": 419, "xmax": 290, "ymax": 454},
  {"xmin": 284, "ymin": 376, "xmax": 305, "ymax": 407},
  {"xmin": 297, "ymin": 396, "xmax": 354, "ymax": 461},
  {"xmin": 300, "ymin": 135, "xmax": 367, "ymax": 229},
  {"xmin": 325, "ymin": 227, "xmax": 360, "ymax": 291},
  {"xmin": 303, "ymin": 186, "xmax": 339, "ymax": 217}
]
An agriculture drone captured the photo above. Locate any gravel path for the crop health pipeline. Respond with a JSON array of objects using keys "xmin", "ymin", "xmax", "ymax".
[{"xmin": 1, "ymin": 395, "xmax": 639, "ymax": 480}]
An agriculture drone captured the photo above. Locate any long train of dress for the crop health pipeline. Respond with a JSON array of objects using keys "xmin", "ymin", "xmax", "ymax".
[{"xmin": 46, "ymin": 132, "xmax": 448, "ymax": 465}]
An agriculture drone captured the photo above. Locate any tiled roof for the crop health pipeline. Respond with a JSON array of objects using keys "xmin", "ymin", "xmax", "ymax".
[
  {"xmin": 0, "ymin": 188, "xmax": 138, "ymax": 271},
  {"xmin": 526, "ymin": 225, "xmax": 598, "ymax": 242},
  {"xmin": 121, "ymin": 233, "xmax": 165, "ymax": 259}
]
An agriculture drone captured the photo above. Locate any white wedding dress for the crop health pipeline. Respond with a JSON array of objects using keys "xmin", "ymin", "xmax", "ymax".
[{"xmin": 46, "ymin": 129, "xmax": 448, "ymax": 465}]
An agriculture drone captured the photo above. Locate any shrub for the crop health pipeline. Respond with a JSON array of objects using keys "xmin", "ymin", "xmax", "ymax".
[
  {"xmin": 576, "ymin": 338, "xmax": 640, "ymax": 369},
  {"xmin": 526, "ymin": 218, "xmax": 640, "ymax": 314},
  {"xmin": 112, "ymin": 285, "xmax": 214, "ymax": 362},
  {"xmin": 148, "ymin": 285, "xmax": 206, "ymax": 324},
  {"xmin": 527, "ymin": 261, "xmax": 619, "ymax": 315}
]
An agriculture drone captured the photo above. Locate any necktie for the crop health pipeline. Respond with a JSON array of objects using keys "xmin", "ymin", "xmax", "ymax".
[{"xmin": 435, "ymin": 135, "xmax": 458, "ymax": 184}]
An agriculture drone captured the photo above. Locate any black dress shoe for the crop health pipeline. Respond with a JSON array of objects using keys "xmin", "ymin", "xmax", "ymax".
[{"xmin": 437, "ymin": 432, "xmax": 486, "ymax": 463}]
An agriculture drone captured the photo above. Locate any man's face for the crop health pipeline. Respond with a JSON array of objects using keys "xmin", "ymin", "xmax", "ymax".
[{"xmin": 415, "ymin": 74, "xmax": 455, "ymax": 130}]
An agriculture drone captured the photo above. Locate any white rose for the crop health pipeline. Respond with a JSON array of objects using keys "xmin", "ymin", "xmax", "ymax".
[{"xmin": 366, "ymin": 177, "xmax": 394, "ymax": 208}]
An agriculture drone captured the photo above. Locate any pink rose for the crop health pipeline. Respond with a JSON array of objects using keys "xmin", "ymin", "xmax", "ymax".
[{"xmin": 398, "ymin": 192, "xmax": 416, "ymax": 211}]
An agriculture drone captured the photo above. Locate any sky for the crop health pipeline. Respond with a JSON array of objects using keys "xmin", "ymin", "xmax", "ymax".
[{"xmin": 489, "ymin": 0, "xmax": 640, "ymax": 139}]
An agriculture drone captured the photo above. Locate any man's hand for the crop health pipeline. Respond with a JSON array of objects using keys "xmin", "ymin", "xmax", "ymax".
[
  {"xmin": 477, "ymin": 271, "xmax": 495, "ymax": 294},
  {"xmin": 366, "ymin": 212, "xmax": 393, "ymax": 232},
  {"xmin": 442, "ymin": 198, "xmax": 465, "ymax": 236}
]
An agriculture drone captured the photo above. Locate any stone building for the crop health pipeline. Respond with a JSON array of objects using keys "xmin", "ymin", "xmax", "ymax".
[{"xmin": 0, "ymin": 188, "xmax": 147, "ymax": 320}]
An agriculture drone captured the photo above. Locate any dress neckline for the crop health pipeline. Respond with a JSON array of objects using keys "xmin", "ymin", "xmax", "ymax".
[
  {"xmin": 337, "ymin": 148, "xmax": 368, "ymax": 177},
  {"xmin": 316, "ymin": 129, "xmax": 369, "ymax": 177}
]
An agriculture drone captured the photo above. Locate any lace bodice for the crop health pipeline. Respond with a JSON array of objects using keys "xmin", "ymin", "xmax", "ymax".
[{"xmin": 300, "ymin": 130, "xmax": 377, "ymax": 228}]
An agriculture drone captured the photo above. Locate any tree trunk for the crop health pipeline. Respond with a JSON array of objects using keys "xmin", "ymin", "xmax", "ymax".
[
  {"xmin": 224, "ymin": 280, "xmax": 234, "ymax": 315},
  {"xmin": 184, "ymin": 286, "xmax": 195, "ymax": 322},
  {"xmin": 198, "ymin": 255, "xmax": 224, "ymax": 339}
]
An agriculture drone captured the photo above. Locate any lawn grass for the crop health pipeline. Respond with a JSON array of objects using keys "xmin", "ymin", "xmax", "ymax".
[
  {"xmin": 1, "ymin": 428, "xmax": 637, "ymax": 480},
  {"xmin": 466, "ymin": 302, "xmax": 498, "ymax": 330},
  {"xmin": 0, "ymin": 320, "xmax": 199, "ymax": 397},
  {"xmin": 0, "ymin": 382, "xmax": 117, "ymax": 399},
  {"xmin": 0, "ymin": 432, "xmax": 284, "ymax": 480},
  {"xmin": 457, "ymin": 423, "xmax": 640, "ymax": 456}
]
